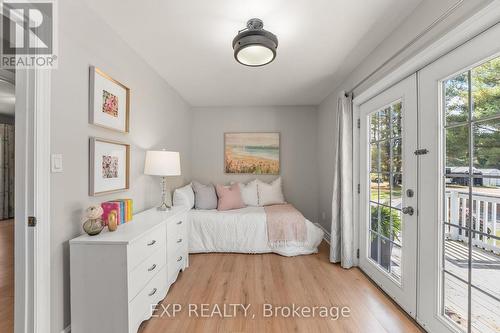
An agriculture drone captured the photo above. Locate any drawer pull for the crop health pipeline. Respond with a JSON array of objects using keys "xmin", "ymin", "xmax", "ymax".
[
  {"xmin": 147, "ymin": 240, "xmax": 156, "ymax": 246},
  {"xmin": 148, "ymin": 264, "xmax": 157, "ymax": 272},
  {"xmin": 177, "ymin": 238, "xmax": 182, "ymax": 243},
  {"xmin": 176, "ymin": 221, "xmax": 183, "ymax": 225},
  {"xmin": 148, "ymin": 288, "xmax": 157, "ymax": 297},
  {"xmin": 177, "ymin": 256, "xmax": 183, "ymax": 262}
]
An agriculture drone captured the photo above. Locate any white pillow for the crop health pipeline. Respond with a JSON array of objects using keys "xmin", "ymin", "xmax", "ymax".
[
  {"xmin": 236, "ymin": 180, "xmax": 258, "ymax": 206},
  {"xmin": 257, "ymin": 177, "xmax": 285, "ymax": 206},
  {"xmin": 173, "ymin": 183, "xmax": 195, "ymax": 209}
]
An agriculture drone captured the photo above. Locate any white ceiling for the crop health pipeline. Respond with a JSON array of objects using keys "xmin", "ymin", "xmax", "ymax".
[{"xmin": 83, "ymin": 0, "xmax": 421, "ymax": 106}]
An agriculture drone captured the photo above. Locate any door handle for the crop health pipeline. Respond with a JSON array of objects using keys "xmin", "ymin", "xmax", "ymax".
[{"xmin": 402, "ymin": 206, "xmax": 414, "ymax": 216}]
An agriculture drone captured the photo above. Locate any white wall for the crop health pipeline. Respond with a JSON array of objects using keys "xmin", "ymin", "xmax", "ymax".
[
  {"xmin": 316, "ymin": 0, "xmax": 492, "ymax": 232},
  {"xmin": 50, "ymin": 1, "xmax": 192, "ymax": 332},
  {"xmin": 191, "ymin": 106, "xmax": 319, "ymax": 223}
]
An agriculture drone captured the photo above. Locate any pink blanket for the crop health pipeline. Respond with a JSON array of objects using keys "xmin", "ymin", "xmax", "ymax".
[{"xmin": 264, "ymin": 204, "xmax": 307, "ymax": 246}]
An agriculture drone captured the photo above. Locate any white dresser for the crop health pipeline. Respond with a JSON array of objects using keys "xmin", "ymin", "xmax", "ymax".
[{"xmin": 70, "ymin": 206, "xmax": 189, "ymax": 333}]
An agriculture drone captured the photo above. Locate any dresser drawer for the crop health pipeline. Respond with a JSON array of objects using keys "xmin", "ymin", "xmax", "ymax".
[
  {"xmin": 128, "ymin": 225, "xmax": 166, "ymax": 271},
  {"xmin": 129, "ymin": 265, "xmax": 167, "ymax": 332},
  {"xmin": 166, "ymin": 217, "xmax": 187, "ymax": 253},
  {"xmin": 128, "ymin": 247, "xmax": 166, "ymax": 301},
  {"xmin": 167, "ymin": 249, "xmax": 186, "ymax": 283}
]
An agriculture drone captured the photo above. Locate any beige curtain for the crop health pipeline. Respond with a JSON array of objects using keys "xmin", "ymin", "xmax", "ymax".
[
  {"xmin": 0, "ymin": 123, "xmax": 14, "ymax": 219},
  {"xmin": 330, "ymin": 92, "xmax": 354, "ymax": 268}
]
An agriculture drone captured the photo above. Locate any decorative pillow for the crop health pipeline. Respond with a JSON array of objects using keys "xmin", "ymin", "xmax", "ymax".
[
  {"xmin": 173, "ymin": 183, "xmax": 195, "ymax": 209},
  {"xmin": 215, "ymin": 183, "xmax": 245, "ymax": 211},
  {"xmin": 257, "ymin": 177, "xmax": 286, "ymax": 206},
  {"xmin": 192, "ymin": 181, "xmax": 218, "ymax": 210},
  {"xmin": 234, "ymin": 180, "xmax": 258, "ymax": 206}
]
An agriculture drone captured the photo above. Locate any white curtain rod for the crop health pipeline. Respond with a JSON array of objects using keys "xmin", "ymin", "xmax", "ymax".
[{"xmin": 347, "ymin": 0, "xmax": 465, "ymax": 97}]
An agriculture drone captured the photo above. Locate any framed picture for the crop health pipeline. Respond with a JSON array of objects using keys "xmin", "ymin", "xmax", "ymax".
[
  {"xmin": 89, "ymin": 137, "xmax": 130, "ymax": 196},
  {"xmin": 224, "ymin": 132, "xmax": 280, "ymax": 175},
  {"xmin": 89, "ymin": 66, "xmax": 130, "ymax": 132}
]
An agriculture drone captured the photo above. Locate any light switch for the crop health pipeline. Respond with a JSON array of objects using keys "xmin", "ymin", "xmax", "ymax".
[{"xmin": 51, "ymin": 154, "xmax": 63, "ymax": 173}]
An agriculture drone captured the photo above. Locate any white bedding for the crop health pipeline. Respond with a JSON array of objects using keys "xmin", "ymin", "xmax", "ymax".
[{"xmin": 187, "ymin": 206, "xmax": 324, "ymax": 256}]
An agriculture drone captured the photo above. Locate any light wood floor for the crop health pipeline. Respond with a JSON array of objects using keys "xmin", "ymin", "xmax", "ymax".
[
  {"xmin": 140, "ymin": 242, "xmax": 423, "ymax": 333},
  {"xmin": 0, "ymin": 219, "xmax": 14, "ymax": 333}
]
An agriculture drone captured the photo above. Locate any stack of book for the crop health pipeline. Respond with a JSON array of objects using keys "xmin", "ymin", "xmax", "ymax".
[{"xmin": 101, "ymin": 199, "xmax": 133, "ymax": 226}]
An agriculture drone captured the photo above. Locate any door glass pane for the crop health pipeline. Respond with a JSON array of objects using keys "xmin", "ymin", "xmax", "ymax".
[
  {"xmin": 442, "ymin": 55, "xmax": 500, "ymax": 333},
  {"xmin": 391, "ymin": 102, "xmax": 402, "ymax": 137},
  {"xmin": 392, "ymin": 138, "xmax": 402, "ymax": 173},
  {"xmin": 379, "ymin": 173, "xmax": 391, "ymax": 206},
  {"xmin": 370, "ymin": 231, "xmax": 379, "ymax": 262},
  {"xmin": 445, "ymin": 72, "xmax": 469, "ymax": 125},
  {"xmin": 444, "ymin": 226, "xmax": 469, "ymax": 282},
  {"xmin": 367, "ymin": 100, "xmax": 404, "ymax": 283},
  {"xmin": 472, "ymin": 57, "xmax": 500, "ymax": 121},
  {"xmin": 444, "ymin": 272, "xmax": 469, "ymax": 332},
  {"xmin": 446, "ymin": 125, "xmax": 469, "ymax": 170},
  {"xmin": 473, "ymin": 118, "xmax": 500, "ymax": 170},
  {"xmin": 370, "ymin": 173, "xmax": 379, "ymax": 203},
  {"xmin": 379, "ymin": 108, "xmax": 390, "ymax": 140},
  {"xmin": 371, "ymin": 143, "xmax": 379, "ymax": 172},
  {"xmin": 370, "ymin": 112, "xmax": 379, "ymax": 141},
  {"xmin": 391, "ymin": 174, "xmax": 402, "ymax": 209},
  {"xmin": 391, "ymin": 243, "xmax": 402, "ymax": 281},
  {"xmin": 471, "ymin": 289, "xmax": 500, "ymax": 333}
]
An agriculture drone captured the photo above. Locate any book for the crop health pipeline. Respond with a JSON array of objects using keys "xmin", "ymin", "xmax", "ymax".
[{"xmin": 101, "ymin": 202, "xmax": 120, "ymax": 226}]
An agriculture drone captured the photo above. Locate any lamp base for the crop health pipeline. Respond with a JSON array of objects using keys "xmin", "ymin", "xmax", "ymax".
[
  {"xmin": 157, "ymin": 202, "xmax": 171, "ymax": 211},
  {"xmin": 158, "ymin": 176, "xmax": 172, "ymax": 211}
]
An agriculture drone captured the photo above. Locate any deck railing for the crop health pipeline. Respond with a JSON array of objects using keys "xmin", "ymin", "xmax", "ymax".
[{"xmin": 445, "ymin": 189, "xmax": 500, "ymax": 254}]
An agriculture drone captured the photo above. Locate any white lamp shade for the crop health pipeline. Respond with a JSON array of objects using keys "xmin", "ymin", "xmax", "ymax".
[{"xmin": 144, "ymin": 150, "xmax": 181, "ymax": 176}]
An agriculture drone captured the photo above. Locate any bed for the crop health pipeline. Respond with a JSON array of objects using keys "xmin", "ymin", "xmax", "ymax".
[{"xmin": 187, "ymin": 206, "xmax": 324, "ymax": 257}]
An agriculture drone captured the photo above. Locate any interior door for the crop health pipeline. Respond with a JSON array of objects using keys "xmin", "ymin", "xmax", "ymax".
[
  {"xmin": 418, "ymin": 23, "xmax": 500, "ymax": 333},
  {"xmin": 358, "ymin": 74, "xmax": 418, "ymax": 317}
]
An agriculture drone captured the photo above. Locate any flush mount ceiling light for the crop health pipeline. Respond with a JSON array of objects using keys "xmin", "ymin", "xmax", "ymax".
[{"xmin": 232, "ymin": 18, "xmax": 278, "ymax": 67}]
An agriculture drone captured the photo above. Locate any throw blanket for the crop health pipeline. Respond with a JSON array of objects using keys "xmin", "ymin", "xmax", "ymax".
[{"xmin": 264, "ymin": 204, "xmax": 307, "ymax": 247}]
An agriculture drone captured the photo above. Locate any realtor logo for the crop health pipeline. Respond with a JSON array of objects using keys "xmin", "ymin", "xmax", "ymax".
[{"xmin": 0, "ymin": 0, "xmax": 57, "ymax": 68}]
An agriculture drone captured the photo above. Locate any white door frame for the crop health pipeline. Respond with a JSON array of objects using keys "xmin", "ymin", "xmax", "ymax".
[
  {"xmin": 14, "ymin": 67, "xmax": 51, "ymax": 333},
  {"xmin": 358, "ymin": 74, "xmax": 419, "ymax": 316},
  {"xmin": 352, "ymin": 0, "xmax": 500, "ymax": 330},
  {"xmin": 418, "ymin": 21, "xmax": 500, "ymax": 333}
]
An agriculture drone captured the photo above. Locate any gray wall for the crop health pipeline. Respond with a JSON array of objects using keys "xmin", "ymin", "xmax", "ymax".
[
  {"xmin": 191, "ymin": 106, "xmax": 319, "ymax": 223},
  {"xmin": 316, "ymin": 0, "xmax": 493, "ymax": 233},
  {"xmin": 50, "ymin": 1, "xmax": 192, "ymax": 332}
]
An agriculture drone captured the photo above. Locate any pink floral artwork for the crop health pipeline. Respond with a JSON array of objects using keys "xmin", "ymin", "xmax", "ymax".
[
  {"xmin": 102, "ymin": 90, "xmax": 118, "ymax": 117},
  {"xmin": 102, "ymin": 155, "xmax": 119, "ymax": 178}
]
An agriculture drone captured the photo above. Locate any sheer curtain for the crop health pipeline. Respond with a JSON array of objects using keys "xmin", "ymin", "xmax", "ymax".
[
  {"xmin": 0, "ymin": 123, "xmax": 14, "ymax": 220},
  {"xmin": 330, "ymin": 92, "xmax": 354, "ymax": 268}
]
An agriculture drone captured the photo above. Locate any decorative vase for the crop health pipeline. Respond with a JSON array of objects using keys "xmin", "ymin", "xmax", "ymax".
[
  {"xmin": 83, "ymin": 218, "xmax": 104, "ymax": 236},
  {"xmin": 82, "ymin": 205, "xmax": 104, "ymax": 236},
  {"xmin": 107, "ymin": 210, "xmax": 118, "ymax": 232}
]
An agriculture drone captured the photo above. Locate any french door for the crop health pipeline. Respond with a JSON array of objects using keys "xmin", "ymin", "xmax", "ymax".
[
  {"xmin": 359, "ymin": 74, "xmax": 418, "ymax": 317},
  {"xmin": 418, "ymin": 23, "xmax": 500, "ymax": 333}
]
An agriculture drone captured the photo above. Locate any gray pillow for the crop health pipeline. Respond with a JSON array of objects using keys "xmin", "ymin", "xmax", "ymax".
[{"xmin": 192, "ymin": 181, "xmax": 218, "ymax": 210}]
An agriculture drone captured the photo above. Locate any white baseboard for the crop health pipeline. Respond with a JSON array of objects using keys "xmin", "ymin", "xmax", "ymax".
[
  {"xmin": 315, "ymin": 223, "xmax": 331, "ymax": 245},
  {"xmin": 61, "ymin": 324, "xmax": 71, "ymax": 333}
]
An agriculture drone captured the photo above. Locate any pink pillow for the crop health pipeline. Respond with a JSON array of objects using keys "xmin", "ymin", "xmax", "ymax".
[{"xmin": 216, "ymin": 183, "xmax": 245, "ymax": 211}]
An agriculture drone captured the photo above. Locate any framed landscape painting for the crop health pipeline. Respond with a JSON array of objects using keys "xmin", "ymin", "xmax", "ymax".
[
  {"xmin": 224, "ymin": 132, "xmax": 280, "ymax": 174},
  {"xmin": 89, "ymin": 137, "xmax": 130, "ymax": 196},
  {"xmin": 89, "ymin": 66, "xmax": 130, "ymax": 132}
]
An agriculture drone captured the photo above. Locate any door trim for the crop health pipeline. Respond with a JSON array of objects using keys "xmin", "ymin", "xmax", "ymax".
[{"xmin": 15, "ymin": 67, "xmax": 52, "ymax": 333}]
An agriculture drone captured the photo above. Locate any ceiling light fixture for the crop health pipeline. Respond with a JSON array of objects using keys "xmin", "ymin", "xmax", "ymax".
[{"xmin": 232, "ymin": 18, "xmax": 278, "ymax": 67}]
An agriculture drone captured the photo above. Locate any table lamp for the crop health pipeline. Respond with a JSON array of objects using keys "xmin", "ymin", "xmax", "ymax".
[{"xmin": 144, "ymin": 150, "xmax": 181, "ymax": 211}]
